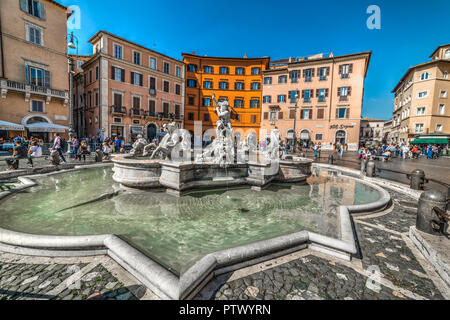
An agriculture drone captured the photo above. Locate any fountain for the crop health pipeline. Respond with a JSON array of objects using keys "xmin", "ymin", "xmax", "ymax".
[{"xmin": 112, "ymin": 94, "xmax": 313, "ymax": 195}]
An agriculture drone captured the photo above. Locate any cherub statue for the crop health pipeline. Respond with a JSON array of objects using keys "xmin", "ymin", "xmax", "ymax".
[{"xmin": 130, "ymin": 134, "xmax": 148, "ymax": 157}]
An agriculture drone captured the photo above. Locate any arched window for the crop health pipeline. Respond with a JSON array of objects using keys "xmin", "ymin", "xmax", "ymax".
[
  {"xmin": 420, "ymin": 72, "xmax": 429, "ymax": 80},
  {"xmin": 445, "ymin": 49, "xmax": 450, "ymax": 59}
]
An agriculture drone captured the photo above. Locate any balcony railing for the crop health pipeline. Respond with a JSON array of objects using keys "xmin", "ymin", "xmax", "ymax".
[
  {"xmin": 130, "ymin": 108, "xmax": 145, "ymax": 117},
  {"xmin": 304, "ymin": 77, "xmax": 312, "ymax": 82},
  {"xmin": 341, "ymin": 74, "xmax": 349, "ymax": 79},
  {"xmin": 318, "ymin": 97, "xmax": 326, "ymax": 103},
  {"xmin": 1, "ymin": 79, "xmax": 68, "ymax": 104},
  {"xmin": 319, "ymin": 76, "xmax": 327, "ymax": 81},
  {"xmin": 110, "ymin": 106, "xmax": 127, "ymax": 115},
  {"xmin": 339, "ymin": 96, "xmax": 349, "ymax": 102}
]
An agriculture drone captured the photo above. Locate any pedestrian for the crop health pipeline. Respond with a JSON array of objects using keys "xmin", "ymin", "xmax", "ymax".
[
  {"xmin": 51, "ymin": 133, "xmax": 67, "ymax": 163},
  {"xmin": 78, "ymin": 140, "xmax": 90, "ymax": 162},
  {"xmin": 72, "ymin": 137, "xmax": 80, "ymax": 160},
  {"xmin": 5, "ymin": 140, "xmax": 28, "ymax": 170},
  {"xmin": 27, "ymin": 140, "xmax": 42, "ymax": 168}
]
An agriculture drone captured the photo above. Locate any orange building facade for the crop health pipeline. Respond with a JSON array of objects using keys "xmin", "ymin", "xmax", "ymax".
[{"xmin": 182, "ymin": 54, "xmax": 270, "ymax": 141}]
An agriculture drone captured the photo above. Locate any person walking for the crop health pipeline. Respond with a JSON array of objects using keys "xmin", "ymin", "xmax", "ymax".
[
  {"xmin": 426, "ymin": 144, "xmax": 433, "ymax": 159},
  {"xmin": 71, "ymin": 137, "xmax": 79, "ymax": 160},
  {"xmin": 52, "ymin": 133, "xmax": 67, "ymax": 163}
]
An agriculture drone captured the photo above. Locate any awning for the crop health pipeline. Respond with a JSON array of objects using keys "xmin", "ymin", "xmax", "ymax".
[
  {"xmin": 0, "ymin": 120, "xmax": 25, "ymax": 131},
  {"xmin": 25, "ymin": 122, "xmax": 69, "ymax": 133},
  {"xmin": 410, "ymin": 138, "xmax": 449, "ymax": 144}
]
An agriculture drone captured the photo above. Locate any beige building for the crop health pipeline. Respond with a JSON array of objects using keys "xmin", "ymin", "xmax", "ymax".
[
  {"xmin": 360, "ymin": 118, "xmax": 386, "ymax": 143},
  {"xmin": 260, "ymin": 51, "xmax": 371, "ymax": 151},
  {"xmin": 0, "ymin": 0, "xmax": 71, "ymax": 142},
  {"xmin": 391, "ymin": 44, "xmax": 450, "ymax": 145}
]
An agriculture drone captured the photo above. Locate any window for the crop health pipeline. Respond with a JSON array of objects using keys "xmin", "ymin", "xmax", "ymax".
[
  {"xmin": 416, "ymin": 107, "xmax": 426, "ymax": 115},
  {"xmin": 150, "ymin": 57, "xmax": 157, "ymax": 70},
  {"xmin": 133, "ymin": 52, "xmax": 141, "ymax": 65},
  {"xmin": 203, "ymin": 81, "xmax": 212, "ymax": 89},
  {"xmin": 317, "ymin": 108, "xmax": 325, "ymax": 119},
  {"xmin": 234, "ymin": 99, "xmax": 244, "ymax": 108},
  {"xmin": 278, "ymin": 75, "xmax": 287, "ymax": 83},
  {"xmin": 163, "ymin": 80, "xmax": 170, "ymax": 93},
  {"xmin": 289, "ymin": 110, "xmax": 295, "ymax": 119},
  {"xmin": 220, "ymin": 67, "xmax": 229, "ymax": 74},
  {"xmin": 187, "ymin": 79, "xmax": 197, "ymax": 88},
  {"xmin": 27, "ymin": 25, "xmax": 42, "ymax": 45},
  {"xmin": 235, "ymin": 67, "xmax": 245, "ymax": 75},
  {"xmin": 439, "ymin": 104, "xmax": 445, "ymax": 115},
  {"xmin": 188, "ymin": 96, "xmax": 195, "ymax": 105},
  {"xmin": 149, "ymin": 100, "xmax": 156, "ymax": 116},
  {"xmin": 301, "ymin": 109, "xmax": 312, "ymax": 120},
  {"xmin": 264, "ymin": 77, "xmax": 272, "ymax": 85},
  {"xmin": 95, "ymin": 66, "xmax": 99, "ymax": 80},
  {"xmin": 445, "ymin": 49, "xmax": 450, "ymax": 59},
  {"xmin": 133, "ymin": 96, "xmax": 141, "ymax": 109},
  {"xmin": 250, "ymin": 82, "xmax": 260, "ymax": 90},
  {"xmin": 203, "ymin": 97, "xmax": 211, "ymax": 107},
  {"xmin": 303, "ymin": 68, "xmax": 314, "ymax": 82},
  {"xmin": 251, "ymin": 115, "xmax": 257, "ymax": 123},
  {"xmin": 420, "ymin": 72, "xmax": 429, "ymax": 80},
  {"xmin": 418, "ymin": 91, "xmax": 428, "ymax": 99},
  {"xmin": 111, "ymin": 66, "xmax": 125, "ymax": 82},
  {"xmin": 444, "ymin": 72, "xmax": 448, "ymax": 79},
  {"xmin": 89, "ymin": 70, "xmax": 92, "ymax": 83},
  {"xmin": 338, "ymin": 87, "xmax": 351, "ymax": 100},
  {"xmin": 95, "ymin": 92, "xmax": 99, "ymax": 106},
  {"xmin": 414, "ymin": 123, "xmax": 424, "ymax": 133},
  {"xmin": 340, "ymin": 64, "xmax": 352, "ymax": 78},
  {"xmin": 317, "ymin": 89, "xmax": 328, "ymax": 102},
  {"xmin": 290, "ymin": 70, "xmax": 299, "ymax": 83},
  {"xmin": 175, "ymin": 105, "xmax": 180, "ymax": 119},
  {"xmin": 203, "ymin": 66, "xmax": 213, "ymax": 74},
  {"xmin": 250, "ymin": 99, "xmax": 260, "ymax": 108},
  {"xmin": 175, "ymin": 84, "xmax": 181, "ymax": 95},
  {"xmin": 235, "ymin": 115, "xmax": 241, "ymax": 122},
  {"xmin": 187, "ymin": 64, "xmax": 197, "ymax": 72},
  {"xmin": 269, "ymin": 110, "xmax": 278, "ymax": 122},
  {"xmin": 219, "ymin": 81, "xmax": 229, "ymax": 90},
  {"xmin": 289, "ymin": 90, "xmax": 298, "ymax": 103},
  {"xmin": 263, "ymin": 96, "xmax": 271, "ymax": 103},
  {"xmin": 319, "ymin": 67, "xmax": 329, "ymax": 80},
  {"xmin": 264, "ymin": 112, "xmax": 269, "ymax": 120},
  {"xmin": 337, "ymin": 108, "xmax": 349, "ymax": 119},
  {"xmin": 251, "ymin": 67, "xmax": 261, "ymax": 75},
  {"xmin": 27, "ymin": 66, "xmax": 47, "ymax": 87},
  {"xmin": 436, "ymin": 124, "xmax": 443, "ymax": 132},
  {"xmin": 188, "ymin": 112, "xmax": 194, "ymax": 121},
  {"xmin": 176, "ymin": 66, "xmax": 182, "ymax": 78},
  {"xmin": 114, "ymin": 44, "xmax": 122, "ymax": 59},
  {"xmin": 203, "ymin": 113, "xmax": 210, "ymax": 122},
  {"xmin": 149, "ymin": 77, "xmax": 156, "ymax": 94},
  {"xmin": 278, "ymin": 95, "xmax": 286, "ymax": 103},
  {"xmin": 315, "ymin": 134, "xmax": 323, "ymax": 141},
  {"xmin": 31, "ymin": 100, "xmax": 44, "ymax": 112},
  {"xmin": 235, "ymin": 82, "xmax": 244, "ymax": 90},
  {"xmin": 21, "ymin": 0, "xmax": 46, "ymax": 20},
  {"xmin": 77, "ymin": 60, "xmax": 83, "ymax": 70},
  {"xmin": 302, "ymin": 90, "xmax": 313, "ymax": 103},
  {"xmin": 130, "ymin": 72, "xmax": 143, "ymax": 86},
  {"xmin": 441, "ymin": 90, "xmax": 447, "ymax": 98},
  {"xmin": 163, "ymin": 103, "xmax": 170, "ymax": 117},
  {"xmin": 163, "ymin": 62, "xmax": 170, "ymax": 74}
]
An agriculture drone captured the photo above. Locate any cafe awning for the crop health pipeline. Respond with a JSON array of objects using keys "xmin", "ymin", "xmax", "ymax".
[
  {"xmin": 0, "ymin": 120, "xmax": 25, "ymax": 131},
  {"xmin": 25, "ymin": 122, "xmax": 69, "ymax": 133},
  {"xmin": 410, "ymin": 138, "xmax": 449, "ymax": 145}
]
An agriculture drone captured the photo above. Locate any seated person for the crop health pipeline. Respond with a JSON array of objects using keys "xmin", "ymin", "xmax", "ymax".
[
  {"xmin": 27, "ymin": 141, "xmax": 42, "ymax": 168},
  {"xmin": 5, "ymin": 140, "xmax": 28, "ymax": 170}
]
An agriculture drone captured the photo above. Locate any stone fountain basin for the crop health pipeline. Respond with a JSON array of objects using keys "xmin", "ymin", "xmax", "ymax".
[
  {"xmin": 0, "ymin": 163, "xmax": 391, "ymax": 300},
  {"xmin": 111, "ymin": 154, "xmax": 313, "ymax": 195}
]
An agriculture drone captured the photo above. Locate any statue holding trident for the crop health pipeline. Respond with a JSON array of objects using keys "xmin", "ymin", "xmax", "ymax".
[{"xmin": 212, "ymin": 94, "xmax": 233, "ymax": 134}]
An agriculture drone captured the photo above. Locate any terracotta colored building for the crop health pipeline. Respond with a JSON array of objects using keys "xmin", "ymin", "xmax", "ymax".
[
  {"xmin": 0, "ymin": 0, "xmax": 71, "ymax": 141},
  {"xmin": 182, "ymin": 53, "xmax": 270, "ymax": 141},
  {"xmin": 391, "ymin": 44, "xmax": 450, "ymax": 145},
  {"xmin": 260, "ymin": 51, "xmax": 371, "ymax": 151},
  {"xmin": 75, "ymin": 31, "xmax": 185, "ymax": 143}
]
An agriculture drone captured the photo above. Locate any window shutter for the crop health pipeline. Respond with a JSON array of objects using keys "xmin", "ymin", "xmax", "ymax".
[
  {"xmin": 316, "ymin": 89, "xmax": 319, "ymax": 97},
  {"xmin": 40, "ymin": 2, "xmax": 46, "ymax": 20},
  {"xmin": 349, "ymin": 64, "xmax": 353, "ymax": 73},
  {"xmin": 310, "ymin": 90, "xmax": 314, "ymax": 98},
  {"xmin": 121, "ymin": 69, "xmax": 125, "ymax": 82},
  {"xmin": 44, "ymin": 70, "xmax": 51, "ymax": 88},
  {"xmin": 289, "ymin": 72, "xmax": 292, "ymax": 79},
  {"xmin": 309, "ymin": 110, "xmax": 313, "ymax": 120},
  {"xmin": 25, "ymin": 64, "xmax": 30, "ymax": 84},
  {"xmin": 336, "ymin": 109, "xmax": 339, "ymax": 119},
  {"xmin": 301, "ymin": 90, "xmax": 305, "ymax": 98},
  {"xmin": 278, "ymin": 112, "xmax": 283, "ymax": 120},
  {"xmin": 111, "ymin": 66, "xmax": 115, "ymax": 80},
  {"xmin": 346, "ymin": 108, "xmax": 350, "ymax": 119},
  {"xmin": 327, "ymin": 67, "xmax": 330, "ymax": 76},
  {"xmin": 264, "ymin": 112, "xmax": 268, "ymax": 120},
  {"xmin": 339, "ymin": 65, "xmax": 342, "ymax": 74},
  {"xmin": 139, "ymin": 74, "xmax": 143, "ymax": 86},
  {"xmin": 337, "ymin": 87, "xmax": 341, "ymax": 97},
  {"xmin": 20, "ymin": 0, "xmax": 28, "ymax": 13},
  {"xmin": 130, "ymin": 72, "xmax": 134, "ymax": 85},
  {"xmin": 348, "ymin": 87, "xmax": 352, "ymax": 96},
  {"xmin": 290, "ymin": 110, "xmax": 295, "ymax": 119},
  {"xmin": 325, "ymin": 88, "xmax": 329, "ymax": 97},
  {"xmin": 311, "ymin": 68, "xmax": 315, "ymax": 77}
]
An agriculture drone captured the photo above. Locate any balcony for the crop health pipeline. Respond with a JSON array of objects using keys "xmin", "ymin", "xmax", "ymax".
[
  {"xmin": 0, "ymin": 79, "xmax": 68, "ymax": 105},
  {"xmin": 318, "ymin": 97, "xmax": 326, "ymax": 103},
  {"xmin": 341, "ymin": 74, "xmax": 349, "ymax": 79},
  {"xmin": 339, "ymin": 96, "xmax": 349, "ymax": 102},
  {"xmin": 304, "ymin": 77, "xmax": 312, "ymax": 82},
  {"xmin": 319, "ymin": 76, "xmax": 327, "ymax": 81},
  {"xmin": 303, "ymin": 98, "xmax": 311, "ymax": 103},
  {"xmin": 130, "ymin": 108, "xmax": 145, "ymax": 118},
  {"xmin": 110, "ymin": 106, "xmax": 127, "ymax": 115}
]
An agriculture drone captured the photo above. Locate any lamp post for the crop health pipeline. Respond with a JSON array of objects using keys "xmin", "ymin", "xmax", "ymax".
[
  {"xmin": 291, "ymin": 92, "xmax": 300, "ymax": 153},
  {"xmin": 67, "ymin": 32, "xmax": 78, "ymax": 146}
]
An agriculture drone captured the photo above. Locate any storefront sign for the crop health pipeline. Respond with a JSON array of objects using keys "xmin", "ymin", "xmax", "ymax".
[{"xmin": 330, "ymin": 124, "xmax": 354, "ymax": 129}]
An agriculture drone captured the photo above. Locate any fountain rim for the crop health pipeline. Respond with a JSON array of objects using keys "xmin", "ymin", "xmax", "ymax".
[{"xmin": 0, "ymin": 163, "xmax": 392, "ymax": 300}]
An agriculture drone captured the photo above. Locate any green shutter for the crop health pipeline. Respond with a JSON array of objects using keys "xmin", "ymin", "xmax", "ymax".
[
  {"xmin": 25, "ymin": 64, "xmax": 30, "ymax": 84},
  {"xmin": 20, "ymin": 0, "xmax": 28, "ymax": 13},
  {"xmin": 39, "ymin": 2, "xmax": 46, "ymax": 20},
  {"xmin": 44, "ymin": 70, "xmax": 51, "ymax": 88}
]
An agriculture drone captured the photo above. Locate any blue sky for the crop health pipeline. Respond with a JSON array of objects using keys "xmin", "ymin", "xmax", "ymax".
[{"xmin": 60, "ymin": 0, "xmax": 450, "ymax": 120}]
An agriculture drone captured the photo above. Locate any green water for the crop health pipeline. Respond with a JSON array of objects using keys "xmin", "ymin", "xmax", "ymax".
[{"xmin": 0, "ymin": 168, "xmax": 380, "ymax": 275}]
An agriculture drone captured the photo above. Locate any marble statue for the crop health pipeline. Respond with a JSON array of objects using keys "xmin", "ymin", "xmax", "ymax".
[
  {"xmin": 263, "ymin": 128, "xmax": 281, "ymax": 162},
  {"xmin": 130, "ymin": 135, "xmax": 148, "ymax": 157}
]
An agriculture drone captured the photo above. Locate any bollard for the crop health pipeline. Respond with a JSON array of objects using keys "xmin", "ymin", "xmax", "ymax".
[
  {"xmin": 416, "ymin": 190, "xmax": 447, "ymax": 236},
  {"xmin": 300, "ymin": 152, "xmax": 306, "ymax": 158},
  {"xmin": 407, "ymin": 169, "xmax": 427, "ymax": 190},
  {"xmin": 366, "ymin": 160, "xmax": 376, "ymax": 177},
  {"xmin": 328, "ymin": 154, "xmax": 334, "ymax": 164},
  {"xmin": 360, "ymin": 158, "xmax": 367, "ymax": 174}
]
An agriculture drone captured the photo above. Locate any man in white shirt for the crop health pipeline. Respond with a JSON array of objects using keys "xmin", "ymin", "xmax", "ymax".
[{"xmin": 27, "ymin": 141, "xmax": 42, "ymax": 168}]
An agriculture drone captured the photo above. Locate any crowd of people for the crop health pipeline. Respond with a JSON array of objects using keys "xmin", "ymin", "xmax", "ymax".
[{"xmin": 357, "ymin": 143, "xmax": 447, "ymax": 161}]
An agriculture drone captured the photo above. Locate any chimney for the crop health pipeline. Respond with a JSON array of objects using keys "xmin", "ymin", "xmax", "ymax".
[
  {"xmin": 243, "ymin": 53, "xmax": 247, "ymax": 58},
  {"xmin": 288, "ymin": 57, "xmax": 293, "ymax": 63},
  {"xmin": 329, "ymin": 52, "xmax": 334, "ymax": 58}
]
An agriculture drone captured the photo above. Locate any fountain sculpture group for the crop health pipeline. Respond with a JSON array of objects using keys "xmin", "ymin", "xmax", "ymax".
[{"xmin": 112, "ymin": 95, "xmax": 312, "ymax": 195}]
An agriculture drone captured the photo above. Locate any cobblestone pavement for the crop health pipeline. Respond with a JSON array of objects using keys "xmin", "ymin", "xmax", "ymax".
[
  {"xmin": 0, "ymin": 185, "xmax": 449, "ymax": 300},
  {"xmin": 195, "ymin": 187, "xmax": 449, "ymax": 300}
]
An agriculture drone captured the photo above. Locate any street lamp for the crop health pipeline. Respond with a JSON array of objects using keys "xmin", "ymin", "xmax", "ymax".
[
  {"xmin": 67, "ymin": 32, "xmax": 79, "ymax": 145},
  {"xmin": 291, "ymin": 92, "xmax": 300, "ymax": 153}
]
